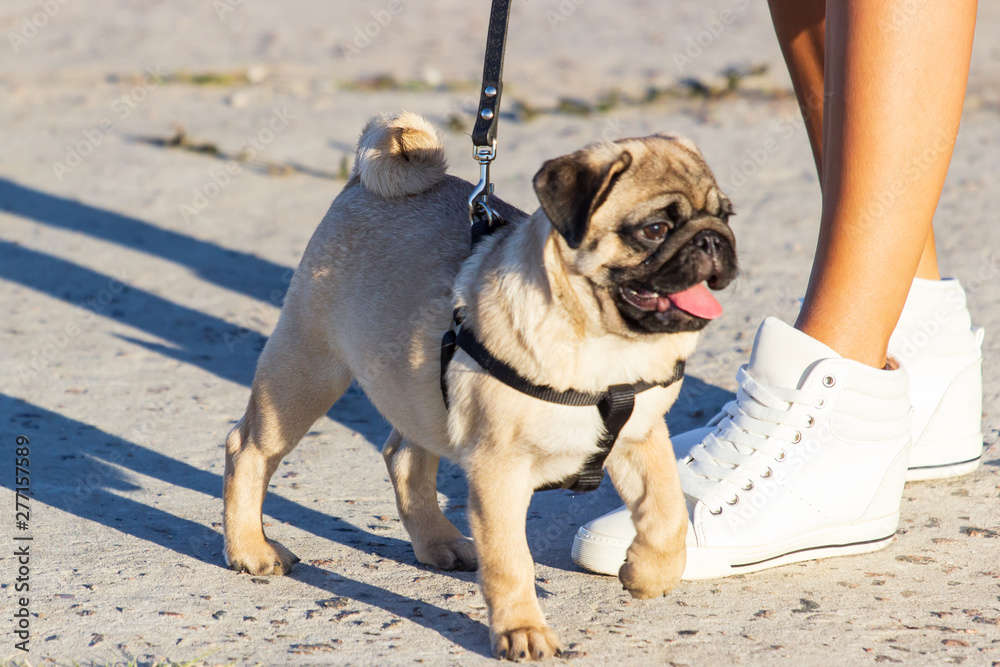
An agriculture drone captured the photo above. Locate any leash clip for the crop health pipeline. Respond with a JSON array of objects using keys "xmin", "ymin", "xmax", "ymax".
[{"xmin": 469, "ymin": 140, "xmax": 498, "ymax": 225}]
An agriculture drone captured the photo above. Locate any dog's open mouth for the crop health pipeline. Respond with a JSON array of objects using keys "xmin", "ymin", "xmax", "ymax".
[{"xmin": 619, "ymin": 282, "xmax": 723, "ymax": 320}]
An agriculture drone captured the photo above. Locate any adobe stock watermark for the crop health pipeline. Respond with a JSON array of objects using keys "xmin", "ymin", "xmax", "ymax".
[
  {"xmin": 718, "ymin": 89, "xmax": 826, "ymax": 193},
  {"xmin": 890, "ymin": 250, "xmax": 999, "ymax": 359},
  {"xmin": 882, "ymin": 0, "xmax": 930, "ymax": 32},
  {"xmin": 672, "ymin": 0, "xmax": 751, "ymax": 73},
  {"xmin": 51, "ymin": 65, "xmax": 166, "ymax": 181},
  {"xmin": 223, "ymin": 270, "xmax": 294, "ymax": 353},
  {"xmin": 63, "ymin": 396, "xmax": 224, "ymax": 559},
  {"xmin": 722, "ymin": 412, "xmax": 837, "ymax": 531},
  {"xmin": 15, "ymin": 270, "xmax": 131, "ymax": 387},
  {"xmin": 531, "ymin": 499, "xmax": 590, "ymax": 554},
  {"xmin": 213, "ymin": 0, "xmax": 245, "ymax": 21},
  {"xmin": 964, "ymin": 250, "xmax": 1000, "ymax": 296},
  {"xmin": 178, "ymin": 106, "xmax": 296, "ymax": 224},
  {"xmin": 855, "ymin": 127, "xmax": 955, "ymax": 234},
  {"xmin": 594, "ymin": 116, "xmax": 629, "ymax": 147},
  {"xmin": 545, "ymin": 0, "xmax": 588, "ymax": 29},
  {"xmin": 340, "ymin": 0, "xmax": 407, "ymax": 61},
  {"xmin": 7, "ymin": 0, "xmax": 74, "ymax": 53},
  {"xmin": 718, "ymin": 133, "xmax": 783, "ymax": 193},
  {"xmin": 68, "ymin": 397, "xmax": 172, "ymax": 504},
  {"xmin": 353, "ymin": 293, "xmax": 455, "ymax": 386}
]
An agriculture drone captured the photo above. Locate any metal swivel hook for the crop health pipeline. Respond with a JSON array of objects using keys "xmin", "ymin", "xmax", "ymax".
[{"xmin": 468, "ymin": 139, "xmax": 498, "ymax": 226}]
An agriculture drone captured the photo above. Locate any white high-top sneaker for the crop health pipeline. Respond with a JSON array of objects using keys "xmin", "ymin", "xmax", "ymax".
[
  {"xmin": 889, "ymin": 278, "xmax": 984, "ymax": 480},
  {"xmin": 665, "ymin": 279, "xmax": 984, "ymax": 476},
  {"xmin": 573, "ymin": 317, "xmax": 912, "ymax": 579}
]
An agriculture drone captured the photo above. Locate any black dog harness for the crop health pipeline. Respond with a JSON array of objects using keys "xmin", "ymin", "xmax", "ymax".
[
  {"xmin": 438, "ymin": 0, "xmax": 686, "ymax": 494},
  {"xmin": 440, "ymin": 317, "xmax": 685, "ymax": 493}
]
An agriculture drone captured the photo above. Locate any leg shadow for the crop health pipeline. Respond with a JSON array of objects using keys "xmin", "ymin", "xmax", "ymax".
[
  {"xmin": 0, "ymin": 177, "xmax": 294, "ymax": 303},
  {"xmin": 3, "ymin": 391, "xmax": 579, "ymax": 655},
  {"xmin": 2, "ymin": 394, "xmax": 413, "ymax": 564},
  {"xmin": 0, "ymin": 241, "xmax": 400, "ymax": 459},
  {"xmin": 1, "ymin": 394, "xmax": 491, "ymax": 656},
  {"xmin": 1, "ymin": 240, "xmax": 263, "ymax": 387}
]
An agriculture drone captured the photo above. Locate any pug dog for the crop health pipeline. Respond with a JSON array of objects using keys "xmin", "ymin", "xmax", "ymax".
[{"xmin": 223, "ymin": 111, "xmax": 737, "ymax": 661}]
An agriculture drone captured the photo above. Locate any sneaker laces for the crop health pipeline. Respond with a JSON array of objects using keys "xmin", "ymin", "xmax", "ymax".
[{"xmin": 681, "ymin": 365, "xmax": 824, "ymax": 514}]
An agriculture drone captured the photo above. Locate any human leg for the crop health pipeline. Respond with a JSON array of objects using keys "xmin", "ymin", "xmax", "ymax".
[
  {"xmin": 768, "ymin": 0, "xmax": 949, "ymax": 288},
  {"xmin": 794, "ymin": 0, "xmax": 977, "ymax": 367}
]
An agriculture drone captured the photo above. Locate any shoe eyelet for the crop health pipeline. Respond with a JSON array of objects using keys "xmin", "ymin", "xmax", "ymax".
[
  {"xmin": 742, "ymin": 481, "xmax": 754, "ymax": 492},
  {"xmin": 792, "ymin": 429, "xmax": 802, "ymax": 444},
  {"xmin": 823, "ymin": 375, "xmax": 836, "ymax": 388},
  {"xmin": 726, "ymin": 495, "xmax": 740, "ymax": 506},
  {"xmin": 806, "ymin": 416, "xmax": 815, "ymax": 428},
  {"xmin": 761, "ymin": 467, "xmax": 773, "ymax": 479},
  {"xmin": 709, "ymin": 506, "xmax": 723, "ymax": 516},
  {"xmin": 817, "ymin": 399, "xmax": 826, "ymax": 409},
  {"xmin": 776, "ymin": 450, "xmax": 788, "ymax": 462}
]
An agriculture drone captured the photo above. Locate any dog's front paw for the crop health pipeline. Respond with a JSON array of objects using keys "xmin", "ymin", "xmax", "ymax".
[
  {"xmin": 618, "ymin": 546, "xmax": 683, "ymax": 599},
  {"xmin": 491, "ymin": 625, "xmax": 562, "ymax": 662},
  {"xmin": 414, "ymin": 536, "xmax": 478, "ymax": 571},
  {"xmin": 225, "ymin": 538, "xmax": 300, "ymax": 576}
]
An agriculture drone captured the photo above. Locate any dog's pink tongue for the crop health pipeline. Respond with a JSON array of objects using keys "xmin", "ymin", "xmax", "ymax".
[{"xmin": 660, "ymin": 283, "xmax": 723, "ymax": 319}]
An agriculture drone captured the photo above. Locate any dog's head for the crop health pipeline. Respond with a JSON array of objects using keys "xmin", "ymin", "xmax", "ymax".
[{"xmin": 533, "ymin": 134, "xmax": 737, "ymax": 334}]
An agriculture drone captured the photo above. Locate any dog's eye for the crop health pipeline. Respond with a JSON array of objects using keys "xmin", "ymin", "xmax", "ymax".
[{"xmin": 639, "ymin": 222, "xmax": 670, "ymax": 242}]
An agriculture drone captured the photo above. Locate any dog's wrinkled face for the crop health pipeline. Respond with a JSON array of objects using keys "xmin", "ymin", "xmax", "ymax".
[{"xmin": 533, "ymin": 134, "xmax": 738, "ymax": 334}]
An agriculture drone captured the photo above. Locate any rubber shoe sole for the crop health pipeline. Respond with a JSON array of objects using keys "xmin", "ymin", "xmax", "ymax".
[
  {"xmin": 572, "ymin": 524, "xmax": 629, "ymax": 576},
  {"xmin": 572, "ymin": 513, "xmax": 899, "ymax": 579},
  {"xmin": 681, "ymin": 515, "xmax": 899, "ymax": 579},
  {"xmin": 905, "ymin": 445, "xmax": 983, "ymax": 481}
]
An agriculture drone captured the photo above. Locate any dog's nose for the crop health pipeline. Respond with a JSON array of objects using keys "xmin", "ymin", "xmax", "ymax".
[{"xmin": 694, "ymin": 230, "xmax": 722, "ymax": 256}]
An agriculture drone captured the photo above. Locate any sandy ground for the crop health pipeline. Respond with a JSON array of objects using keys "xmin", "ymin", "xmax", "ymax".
[{"xmin": 2, "ymin": 1, "xmax": 999, "ymax": 665}]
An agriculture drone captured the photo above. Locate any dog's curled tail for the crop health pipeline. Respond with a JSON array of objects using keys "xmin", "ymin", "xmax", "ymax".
[{"xmin": 354, "ymin": 111, "xmax": 447, "ymax": 199}]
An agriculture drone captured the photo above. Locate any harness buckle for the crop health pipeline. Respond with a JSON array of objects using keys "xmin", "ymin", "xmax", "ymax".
[{"xmin": 469, "ymin": 140, "xmax": 498, "ymax": 226}]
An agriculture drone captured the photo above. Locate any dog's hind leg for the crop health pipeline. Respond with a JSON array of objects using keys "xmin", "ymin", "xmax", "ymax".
[
  {"xmin": 223, "ymin": 311, "xmax": 352, "ymax": 576},
  {"xmin": 382, "ymin": 430, "xmax": 478, "ymax": 571}
]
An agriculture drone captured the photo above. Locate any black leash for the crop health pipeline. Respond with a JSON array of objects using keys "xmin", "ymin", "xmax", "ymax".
[
  {"xmin": 438, "ymin": 0, "xmax": 687, "ymax": 494},
  {"xmin": 471, "ymin": 0, "xmax": 510, "ymax": 151},
  {"xmin": 467, "ymin": 0, "xmax": 512, "ymax": 232}
]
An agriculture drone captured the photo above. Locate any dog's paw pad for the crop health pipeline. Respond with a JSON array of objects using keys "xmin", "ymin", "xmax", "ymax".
[
  {"xmin": 417, "ymin": 537, "xmax": 478, "ymax": 572},
  {"xmin": 225, "ymin": 539, "xmax": 299, "ymax": 576},
  {"xmin": 618, "ymin": 556, "xmax": 681, "ymax": 599},
  {"xmin": 492, "ymin": 626, "xmax": 561, "ymax": 662}
]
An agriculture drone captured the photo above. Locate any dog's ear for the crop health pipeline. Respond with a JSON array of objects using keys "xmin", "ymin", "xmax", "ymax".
[{"xmin": 533, "ymin": 150, "xmax": 633, "ymax": 249}]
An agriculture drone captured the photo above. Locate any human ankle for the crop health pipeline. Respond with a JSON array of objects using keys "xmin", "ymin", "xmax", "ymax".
[{"xmin": 792, "ymin": 319, "xmax": 888, "ymax": 369}]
